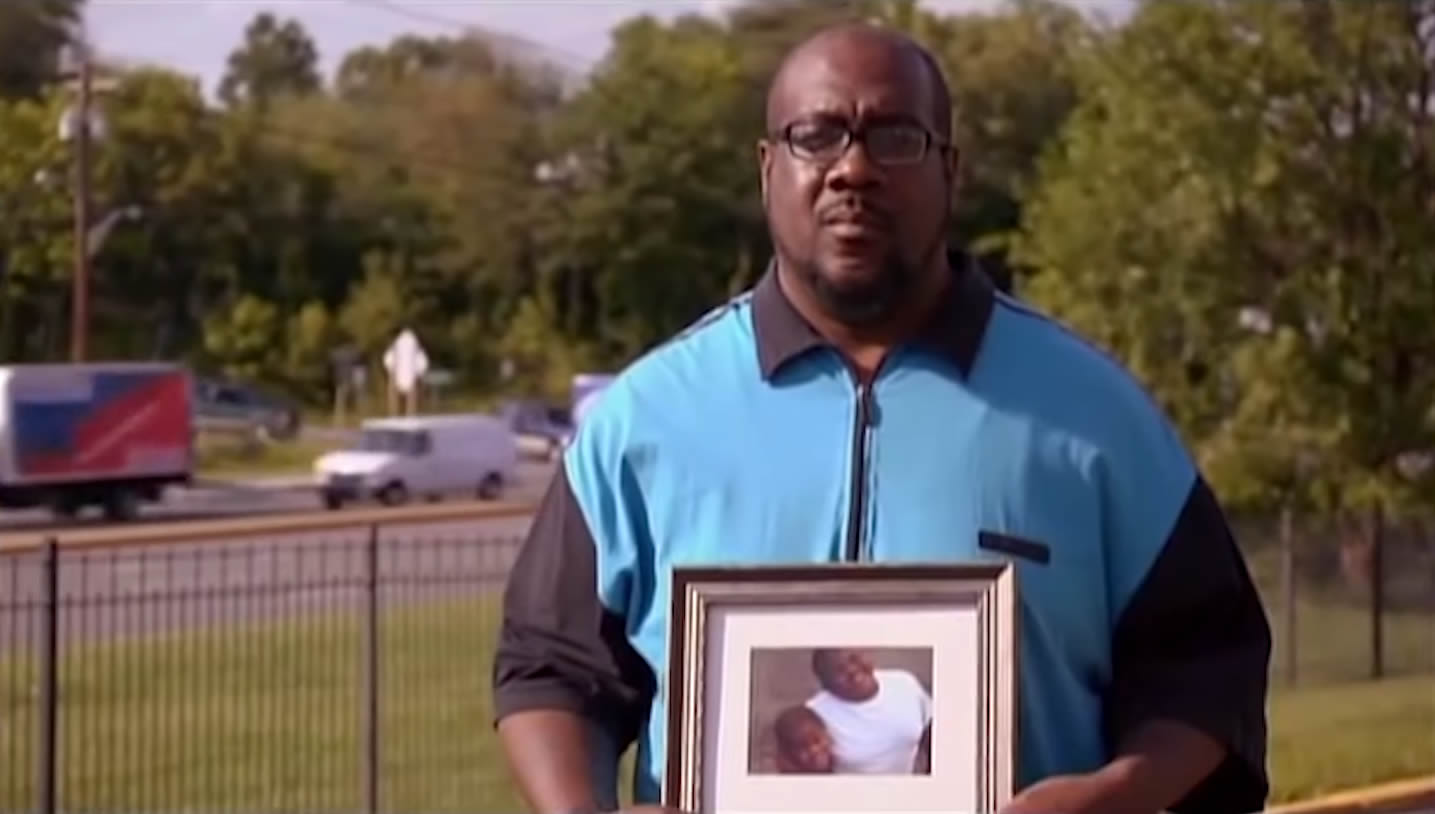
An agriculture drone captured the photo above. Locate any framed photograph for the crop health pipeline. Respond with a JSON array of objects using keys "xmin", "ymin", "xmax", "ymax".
[{"xmin": 663, "ymin": 562, "xmax": 1017, "ymax": 814}]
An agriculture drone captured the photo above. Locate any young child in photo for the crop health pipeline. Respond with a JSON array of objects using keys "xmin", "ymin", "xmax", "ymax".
[{"xmin": 772, "ymin": 704, "xmax": 835, "ymax": 774}]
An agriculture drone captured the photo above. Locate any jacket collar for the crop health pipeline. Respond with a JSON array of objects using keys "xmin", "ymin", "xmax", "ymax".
[{"xmin": 751, "ymin": 250, "xmax": 996, "ymax": 381}]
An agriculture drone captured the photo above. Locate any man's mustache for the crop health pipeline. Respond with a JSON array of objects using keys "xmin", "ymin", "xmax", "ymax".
[{"xmin": 819, "ymin": 199, "xmax": 893, "ymax": 228}]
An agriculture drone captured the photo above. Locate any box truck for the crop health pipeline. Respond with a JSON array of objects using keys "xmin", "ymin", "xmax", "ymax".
[{"xmin": 0, "ymin": 362, "xmax": 195, "ymax": 520}]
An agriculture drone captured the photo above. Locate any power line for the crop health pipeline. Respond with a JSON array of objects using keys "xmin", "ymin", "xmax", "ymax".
[
  {"xmin": 340, "ymin": 0, "xmax": 594, "ymax": 73},
  {"xmin": 32, "ymin": 2, "xmax": 591, "ymax": 198},
  {"xmin": 343, "ymin": 0, "xmax": 482, "ymax": 33}
]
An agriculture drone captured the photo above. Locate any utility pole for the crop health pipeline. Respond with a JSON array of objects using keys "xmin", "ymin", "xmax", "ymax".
[{"xmin": 70, "ymin": 33, "xmax": 93, "ymax": 363}]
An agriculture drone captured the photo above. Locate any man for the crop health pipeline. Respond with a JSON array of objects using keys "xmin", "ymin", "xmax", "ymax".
[
  {"xmin": 803, "ymin": 648, "xmax": 933, "ymax": 775},
  {"xmin": 492, "ymin": 21, "xmax": 1271, "ymax": 814}
]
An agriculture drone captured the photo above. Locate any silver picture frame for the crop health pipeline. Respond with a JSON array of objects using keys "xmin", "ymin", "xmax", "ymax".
[{"xmin": 664, "ymin": 562, "xmax": 1018, "ymax": 814}]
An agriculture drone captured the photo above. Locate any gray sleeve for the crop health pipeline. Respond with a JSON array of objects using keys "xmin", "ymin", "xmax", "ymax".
[{"xmin": 490, "ymin": 466, "xmax": 655, "ymax": 754}]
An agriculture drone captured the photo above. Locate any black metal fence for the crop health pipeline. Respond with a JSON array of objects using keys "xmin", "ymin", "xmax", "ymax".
[
  {"xmin": 1, "ymin": 513, "xmax": 528, "ymax": 814},
  {"xmin": 2, "ymin": 508, "xmax": 1432, "ymax": 814},
  {"xmin": 1233, "ymin": 510, "xmax": 1435, "ymax": 687}
]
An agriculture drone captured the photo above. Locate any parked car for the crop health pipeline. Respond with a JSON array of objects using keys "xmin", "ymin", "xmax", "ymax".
[
  {"xmin": 569, "ymin": 373, "xmax": 616, "ymax": 440},
  {"xmin": 194, "ymin": 377, "xmax": 301, "ymax": 441},
  {"xmin": 312, "ymin": 413, "xmax": 518, "ymax": 509},
  {"xmin": 498, "ymin": 398, "xmax": 572, "ymax": 460}
]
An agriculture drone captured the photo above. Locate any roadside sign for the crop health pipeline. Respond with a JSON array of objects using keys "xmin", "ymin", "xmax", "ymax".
[{"xmin": 382, "ymin": 329, "xmax": 429, "ymax": 396}]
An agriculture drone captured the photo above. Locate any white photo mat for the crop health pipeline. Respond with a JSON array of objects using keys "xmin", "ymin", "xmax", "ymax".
[{"xmin": 664, "ymin": 564, "xmax": 1017, "ymax": 814}]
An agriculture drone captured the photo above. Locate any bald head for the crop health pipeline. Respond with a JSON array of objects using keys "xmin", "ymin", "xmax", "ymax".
[
  {"xmin": 757, "ymin": 21, "xmax": 959, "ymax": 330},
  {"xmin": 765, "ymin": 23, "xmax": 952, "ymax": 141}
]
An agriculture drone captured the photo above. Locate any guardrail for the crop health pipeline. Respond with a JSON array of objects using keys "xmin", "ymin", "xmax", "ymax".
[{"xmin": 0, "ymin": 499, "xmax": 540, "ymax": 814}]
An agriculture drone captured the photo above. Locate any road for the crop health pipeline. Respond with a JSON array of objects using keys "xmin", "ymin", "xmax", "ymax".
[
  {"xmin": 0, "ymin": 459, "xmax": 553, "ymax": 651},
  {"xmin": 0, "ymin": 458, "xmax": 555, "ymax": 533},
  {"xmin": 0, "ymin": 507, "xmax": 535, "ymax": 651}
]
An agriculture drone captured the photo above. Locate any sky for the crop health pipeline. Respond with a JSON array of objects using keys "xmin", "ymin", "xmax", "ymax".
[{"xmin": 84, "ymin": 0, "xmax": 1132, "ymax": 97}]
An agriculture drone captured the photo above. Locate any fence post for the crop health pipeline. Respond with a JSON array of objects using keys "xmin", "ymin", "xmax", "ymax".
[
  {"xmin": 36, "ymin": 537, "xmax": 59, "ymax": 814},
  {"xmin": 1279, "ymin": 506, "xmax": 1297, "ymax": 686},
  {"xmin": 362, "ymin": 523, "xmax": 381, "ymax": 814},
  {"xmin": 1369, "ymin": 502, "xmax": 1385, "ymax": 679}
]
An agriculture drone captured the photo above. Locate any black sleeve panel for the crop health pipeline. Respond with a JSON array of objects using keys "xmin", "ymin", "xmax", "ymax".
[
  {"xmin": 491, "ymin": 465, "xmax": 656, "ymax": 750},
  {"xmin": 1105, "ymin": 475, "xmax": 1273, "ymax": 814}
]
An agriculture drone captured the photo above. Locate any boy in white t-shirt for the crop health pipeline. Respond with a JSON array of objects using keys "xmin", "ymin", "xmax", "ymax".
[{"xmin": 804, "ymin": 648, "xmax": 933, "ymax": 775}]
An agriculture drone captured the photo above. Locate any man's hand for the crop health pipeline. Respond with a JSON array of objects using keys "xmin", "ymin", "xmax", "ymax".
[
  {"xmin": 999, "ymin": 771, "xmax": 1137, "ymax": 814},
  {"xmin": 498, "ymin": 709, "xmax": 626, "ymax": 814},
  {"xmin": 1001, "ymin": 720, "xmax": 1223, "ymax": 814}
]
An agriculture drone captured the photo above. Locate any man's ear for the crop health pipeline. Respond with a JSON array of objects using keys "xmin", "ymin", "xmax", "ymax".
[
  {"xmin": 757, "ymin": 139, "xmax": 773, "ymax": 206},
  {"xmin": 944, "ymin": 146, "xmax": 961, "ymax": 199}
]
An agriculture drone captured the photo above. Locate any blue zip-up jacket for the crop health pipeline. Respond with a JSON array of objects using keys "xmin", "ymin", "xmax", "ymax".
[{"xmin": 494, "ymin": 257, "xmax": 1271, "ymax": 813}]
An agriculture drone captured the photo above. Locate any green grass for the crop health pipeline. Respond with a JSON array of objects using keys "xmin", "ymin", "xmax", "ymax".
[
  {"xmin": 1, "ymin": 593, "xmax": 1431, "ymax": 813},
  {"xmin": 299, "ymin": 392, "xmax": 505, "ymax": 432},
  {"xmin": 1, "ymin": 596, "xmax": 526, "ymax": 814},
  {"xmin": 195, "ymin": 434, "xmax": 338, "ymax": 478},
  {"xmin": 1271, "ymin": 673, "xmax": 1435, "ymax": 802}
]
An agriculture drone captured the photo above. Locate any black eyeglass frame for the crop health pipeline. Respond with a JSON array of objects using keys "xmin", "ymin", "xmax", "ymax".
[{"xmin": 766, "ymin": 116, "xmax": 954, "ymax": 167}]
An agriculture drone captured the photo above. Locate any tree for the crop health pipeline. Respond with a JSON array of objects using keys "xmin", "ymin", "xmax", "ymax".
[
  {"xmin": 283, "ymin": 300, "xmax": 341, "ymax": 400},
  {"xmin": 538, "ymin": 0, "xmax": 911, "ymax": 364},
  {"xmin": 202, "ymin": 293, "xmax": 283, "ymax": 383},
  {"xmin": 334, "ymin": 34, "xmax": 498, "ymax": 100},
  {"xmin": 0, "ymin": 0, "xmax": 82, "ymax": 100},
  {"xmin": 538, "ymin": 12, "xmax": 759, "ymax": 360},
  {"xmin": 86, "ymin": 68, "xmax": 228, "ymax": 359},
  {"xmin": 934, "ymin": 0, "xmax": 1097, "ymax": 273},
  {"xmin": 1014, "ymin": 0, "xmax": 1435, "ymax": 678},
  {"xmin": 0, "ymin": 88, "xmax": 72, "ymax": 359},
  {"xmin": 219, "ymin": 12, "xmax": 321, "ymax": 109},
  {"xmin": 532, "ymin": 0, "xmax": 1094, "ymax": 369},
  {"xmin": 275, "ymin": 32, "xmax": 561, "ymax": 385}
]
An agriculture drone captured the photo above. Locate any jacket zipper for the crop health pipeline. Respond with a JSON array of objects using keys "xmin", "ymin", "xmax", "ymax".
[{"xmin": 843, "ymin": 378, "xmax": 877, "ymax": 562}]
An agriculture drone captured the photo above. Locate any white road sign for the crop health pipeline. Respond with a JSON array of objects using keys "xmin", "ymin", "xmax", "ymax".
[{"xmin": 382, "ymin": 328, "xmax": 429, "ymax": 395}]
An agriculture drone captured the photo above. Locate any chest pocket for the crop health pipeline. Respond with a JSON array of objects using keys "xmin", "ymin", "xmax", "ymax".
[
  {"xmin": 978, "ymin": 530, "xmax": 1051, "ymax": 564},
  {"xmin": 974, "ymin": 510, "xmax": 1114, "ymax": 692}
]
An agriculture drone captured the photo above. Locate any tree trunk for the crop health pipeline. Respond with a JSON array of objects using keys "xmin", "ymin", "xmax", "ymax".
[
  {"xmin": 0, "ymin": 284, "xmax": 12, "ymax": 360},
  {"xmin": 1280, "ymin": 504, "xmax": 1298, "ymax": 686},
  {"xmin": 1369, "ymin": 500, "xmax": 1386, "ymax": 680}
]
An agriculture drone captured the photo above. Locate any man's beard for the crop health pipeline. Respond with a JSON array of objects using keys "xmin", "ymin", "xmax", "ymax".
[
  {"xmin": 796, "ymin": 235, "xmax": 943, "ymax": 327},
  {"xmin": 798, "ymin": 253, "xmax": 911, "ymax": 326}
]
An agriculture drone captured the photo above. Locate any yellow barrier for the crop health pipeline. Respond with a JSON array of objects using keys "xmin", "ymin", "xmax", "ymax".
[{"xmin": 1267, "ymin": 776, "xmax": 1435, "ymax": 814}]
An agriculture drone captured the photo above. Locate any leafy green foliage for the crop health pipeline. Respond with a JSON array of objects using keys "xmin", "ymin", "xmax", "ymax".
[
  {"xmin": 1013, "ymin": 0, "xmax": 1435, "ymax": 515},
  {"xmin": 0, "ymin": 88, "xmax": 72, "ymax": 358},
  {"xmin": 218, "ymin": 11, "xmax": 321, "ymax": 108},
  {"xmin": 2, "ymin": 0, "xmax": 1431, "ymax": 529},
  {"xmin": 0, "ymin": 0, "xmax": 82, "ymax": 100}
]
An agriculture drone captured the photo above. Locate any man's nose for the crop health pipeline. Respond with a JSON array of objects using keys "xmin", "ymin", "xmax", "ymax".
[{"xmin": 825, "ymin": 138, "xmax": 884, "ymax": 190}]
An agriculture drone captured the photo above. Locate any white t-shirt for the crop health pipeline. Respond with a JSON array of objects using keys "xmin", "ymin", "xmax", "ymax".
[{"xmin": 805, "ymin": 668, "xmax": 934, "ymax": 774}]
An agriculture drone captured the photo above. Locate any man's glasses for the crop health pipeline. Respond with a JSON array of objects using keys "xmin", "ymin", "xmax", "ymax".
[{"xmin": 772, "ymin": 118, "xmax": 949, "ymax": 167}]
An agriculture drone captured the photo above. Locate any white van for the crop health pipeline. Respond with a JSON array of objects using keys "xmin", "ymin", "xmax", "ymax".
[{"xmin": 313, "ymin": 413, "xmax": 518, "ymax": 509}]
